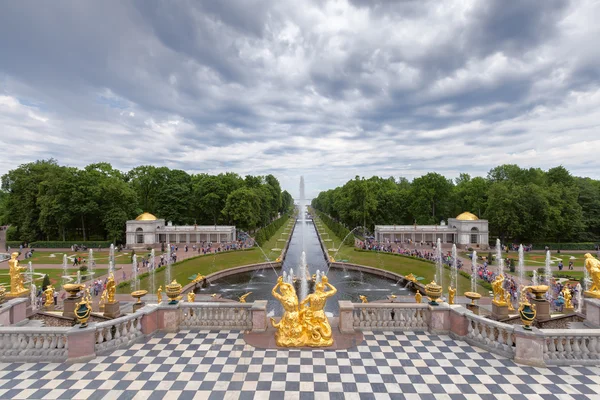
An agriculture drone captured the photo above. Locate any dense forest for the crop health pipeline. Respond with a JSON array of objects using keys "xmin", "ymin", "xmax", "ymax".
[
  {"xmin": 0, "ymin": 160, "xmax": 294, "ymax": 243},
  {"xmin": 311, "ymin": 165, "xmax": 600, "ymax": 243}
]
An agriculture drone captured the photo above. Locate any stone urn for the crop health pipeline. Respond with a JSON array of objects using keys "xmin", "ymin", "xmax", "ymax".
[
  {"xmin": 529, "ymin": 285, "xmax": 549, "ymax": 300},
  {"xmin": 464, "ymin": 291, "xmax": 482, "ymax": 305},
  {"xmin": 131, "ymin": 290, "xmax": 148, "ymax": 304},
  {"xmin": 518, "ymin": 301, "xmax": 537, "ymax": 330},
  {"xmin": 425, "ymin": 281, "xmax": 443, "ymax": 306},
  {"xmin": 63, "ymin": 284, "xmax": 84, "ymax": 299},
  {"xmin": 166, "ymin": 280, "xmax": 182, "ymax": 304}
]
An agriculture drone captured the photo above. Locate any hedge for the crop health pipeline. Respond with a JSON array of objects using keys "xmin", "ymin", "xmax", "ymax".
[
  {"xmin": 531, "ymin": 243, "xmax": 598, "ymax": 251},
  {"xmin": 255, "ymin": 214, "xmax": 291, "ymax": 246},
  {"xmin": 313, "ymin": 210, "xmax": 354, "ymax": 246},
  {"xmin": 28, "ymin": 241, "xmax": 112, "ymax": 249}
]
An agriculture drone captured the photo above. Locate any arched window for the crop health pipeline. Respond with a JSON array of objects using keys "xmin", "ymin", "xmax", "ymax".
[
  {"xmin": 136, "ymin": 227, "xmax": 144, "ymax": 244},
  {"xmin": 470, "ymin": 227, "xmax": 479, "ymax": 244}
]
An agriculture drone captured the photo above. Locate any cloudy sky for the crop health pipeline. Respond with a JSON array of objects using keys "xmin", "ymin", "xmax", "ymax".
[{"xmin": 1, "ymin": 0, "xmax": 600, "ymax": 198}]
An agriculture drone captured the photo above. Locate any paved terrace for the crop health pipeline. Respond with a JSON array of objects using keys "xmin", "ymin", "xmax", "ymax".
[{"xmin": 0, "ymin": 329, "xmax": 598, "ymax": 400}]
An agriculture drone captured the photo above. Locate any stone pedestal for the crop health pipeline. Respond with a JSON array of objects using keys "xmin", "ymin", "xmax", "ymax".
[
  {"xmin": 514, "ymin": 326, "xmax": 546, "ymax": 367},
  {"xmin": 43, "ymin": 304, "xmax": 55, "ymax": 312},
  {"xmin": 132, "ymin": 302, "xmax": 145, "ymax": 313},
  {"xmin": 491, "ymin": 302, "xmax": 509, "ymax": 321},
  {"xmin": 585, "ymin": 298, "xmax": 600, "ymax": 326},
  {"xmin": 63, "ymin": 297, "xmax": 79, "ymax": 318},
  {"xmin": 564, "ymin": 306, "xmax": 574, "ymax": 315},
  {"xmin": 427, "ymin": 303, "xmax": 450, "ymax": 334},
  {"xmin": 338, "ymin": 301, "xmax": 355, "ymax": 334},
  {"xmin": 104, "ymin": 302, "xmax": 121, "ymax": 319},
  {"xmin": 251, "ymin": 300, "xmax": 268, "ymax": 332},
  {"xmin": 531, "ymin": 298, "xmax": 550, "ymax": 321}
]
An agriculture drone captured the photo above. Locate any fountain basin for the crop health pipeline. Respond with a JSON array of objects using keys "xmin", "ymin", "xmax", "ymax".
[
  {"xmin": 131, "ymin": 290, "xmax": 148, "ymax": 304},
  {"xmin": 464, "ymin": 291, "xmax": 481, "ymax": 305},
  {"xmin": 63, "ymin": 284, "xmax": 84, "ymax": 299},
  {"xmin": 529, "ymin": 285, "xmax": 549, "ymax": 300}
]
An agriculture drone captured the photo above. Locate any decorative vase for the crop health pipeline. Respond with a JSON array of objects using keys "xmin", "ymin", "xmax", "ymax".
[
  {"xmin": 464, "ymin": 291, "xmax": 482, "ymax": 305},
  {"xmin": 131, "ymin": 290, "xmax": 148, "ymax": 304},
  {"xmin": 425, "ymin": 281, "xmax": 442, "ymax": 306},
  {"xmin": 529, "ymin": 285, "xmax": 549, "ymax": 300},
  {"xmin": 63, "ymin": 284, "xmax": 84, "ymax": 299},
  {"xmin": 74, "ymin": 300, "xmax": 91, "ymax": 328},
  {"xmin": 166, "ymin": 280, "xmax": 182, "ymax": 304},
  {"xmin": 518, "ymin": 302, "xmax": 537, "ymax": 330}
]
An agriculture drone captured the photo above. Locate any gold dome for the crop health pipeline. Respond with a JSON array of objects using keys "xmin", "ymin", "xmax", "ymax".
[
  {"xmin": 135, "ymin": 212, "xmax": 157, "ymax": 221},
  {"xmin": 456, "ymin": 212, "xmax": 479, "ymax": 221}
]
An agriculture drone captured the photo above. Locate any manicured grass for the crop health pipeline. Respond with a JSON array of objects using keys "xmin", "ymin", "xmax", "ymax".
[
  {"xmin": 20, "ymin": 250, "xmax": 135, "ymax": 265},
  {"xmin": 315, "ymin": 218, "xmax": 490, "ymax": 296},
  {"xmin": 0, "ymin": 268, "xmax": 110, "ymax": 288},
  {"xmin": 526, "ymin": 270, "xmax": 584, "ymax": 280},
  {"xmin": 117, "ymin": 216, "xmax": 293, "ymax": 294}
]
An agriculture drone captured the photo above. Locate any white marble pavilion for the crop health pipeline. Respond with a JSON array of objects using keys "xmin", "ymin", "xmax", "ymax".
[
  {"xmin": 374, "ymin": 212, "xmax": 489, "ymax": 248},
  {"xmin": 125, "ymin": 212, "xmax": 236, "ymax": 249}
]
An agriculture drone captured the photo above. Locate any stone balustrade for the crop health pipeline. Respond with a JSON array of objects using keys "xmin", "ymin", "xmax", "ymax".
[
  {"xmin": 351, "ymin": 303, "xmax": 429, "ymax": 330},
  {"xmin": 465, "ymin": 312, "xmax": 516, "ymax": 358},
  {"xmin": 95, "ymin": 312, "xmax": 144, "ymax": 354},
  {"xmin": 541, "ymin": 330, "xmax": 600, "ymax": 365},
  {"xmin": 0, "ymin": 327, "xmax": 69, "ymax": 362},
  {"xmin": 180, "ymin": 302, "xmax": 253, "ymax": 330}
]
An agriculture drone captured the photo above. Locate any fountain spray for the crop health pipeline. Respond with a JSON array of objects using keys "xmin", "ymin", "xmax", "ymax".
[
  {"xmin": 451, "ymin": 244, "xmax": 458, "ymax": 291},
  {"xmin": 518, "ymin": 245, "xmax": 525, "ymax": 292},
  {"xmin": 29, "ymin": 261, "xmax": 36, "ymax": 311},
  {"xmin": 435, "ymin": 238, "xmax": 443, "ymax": 291},
  {"xmin": 109, "ymin": 244, "xmax": 115, "ymax": 276},
  {"xmin": 496, "ymin": 238, "xmax": 504, "ymax": 277},
  {"xmin": 132, "ymin": 254, "xmax": 138, "ymax": 292},
  {"xmin": 62, "ymin": 254, "xmax": 68, "ymax": 286},
  {"xmin": 576, "ymin": 283, "xmax": 583, "ymax": 313},
  {"xmin": 150, "ymin": 249, "xmax": 156, "ymax": 299},
  {"xmin": 532, "ymin": 270, "xmax": 539, "ymax": 286},
  {"xmin": 544, "ymin": 250, "xmax": 553, "ymax": 286},
  {"xmin": 471, "ymin": 251, "xmax": 477, "ymax": 293},
  {"xmin": 166, "ymin": 243, "xmax": 172, "ymax": 285}
]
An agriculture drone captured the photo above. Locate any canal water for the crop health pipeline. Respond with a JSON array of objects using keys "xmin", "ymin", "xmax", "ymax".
[{"xmin": 195, "ymin": 216, "xmax": 409, "ymax": 316}]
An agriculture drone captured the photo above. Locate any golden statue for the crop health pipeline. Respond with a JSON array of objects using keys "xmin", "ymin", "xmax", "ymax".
[
  {"xmin": 299, "ymin": 276, "xmax": 337, "ymax": 347},
  {"xmin": 448, "ymin": 287, "xmax": 456, "ymax": 305},
  {"xmin": 405, "ymin": 273, "xmax": 417, "ymax": 283},
  {"xmin": 492, "ymin": 275, "xmax": 507, "ymax": 306},
  {"xmin": 562, "ymin": 285, "xmax": 573, "ymax": 309},
  {"xmin": 99, "ymin": 290, "xmax": 107, "ymax": 311},
  {"xmin": 359, "ymin": 295, "xmax": 368, "ymax": 303},
  {"xmin": 8, "ymin": 252, "xmax": 27, "ymax": 295},
  {"xmin": 270, "ymin": 276, "xmax": 306, "ymax": 347},
  {"xmin": 415, "ymin": 291, "xmax": 422, "ymax": 303},
  {"xmin": 506, "ymin": 293, "xmax": 515, "ymax": 311},
  {"xmin": 157, "ymin": 286, "xmax": 163, "ymax": 303},
  {"xmin": 192, "ymin": 274, "xmax": 205, "ymax": 284},
  {"xmin": 239, "ymin": 292, "xmax": 252, "ymax": 303},
  {"xmin": 44, "ymin": 285, "xmax": 54, "ymax": 307},
  {"xmin": 584, "ymin": 253, "xmax": 600, "ymax": 298},
  {"xmin": 74, "ymin": 288, "xmax": 92, "ymax": 328},
  {"xmin": 187, "ymin": 292, "xmax": 195, "ymax": 302},
  {"xmin": 106, "ymin": 273, "xmax": 116, "ymax": 303}
]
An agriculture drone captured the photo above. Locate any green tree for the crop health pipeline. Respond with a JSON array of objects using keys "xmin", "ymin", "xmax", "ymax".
[
  {"xmin": 222, "ymin": 187, "xmax": 261, "ymax": 231},
  {"xmin": 409, "ymin": 173, "xmax": 454, "ymax": 224}
]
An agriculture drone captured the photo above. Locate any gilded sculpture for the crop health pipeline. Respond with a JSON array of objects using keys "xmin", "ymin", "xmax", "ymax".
[
  {"xmin": 239, "ymin": 292, "xmax": 252, "ymax": 303},
  {"xmin": 448, "ymin": 287, "xmax": 456, "ymax": 305},
  {"xmin": 359, "ymin": 295, "xmax": 368, "ymax": 303},
  {"xmin": 562, "ymin": 285, "xmax": 573, "ymax": 309},
  {"xmin": 584, "ymin": 253, "xmax": 600, "ymax": 298},
  {"xmin": 106, "ymin": 273, "xmax": 116, "ymax": 303},
  {"xmin": 157, "ymin": 286, "xmax": 163, "ymax": 303},
  {"xmin": 8, "ymin": 252, "xmax": 28, "ymax": 295},
  {"xmin": 99, "ymin": 290, "xmax": 107, "ymax": 311},
  {"xmin": 415, "ymin": 291, "xmax": 422, "ymax": 303},
  {"xmin": 75, "ymin": 288, "xmax": 92, "ymax": 328},
  {"xmin": 187, "ymin": 292, "xmax": 195, "ymax": 302},
  {"xmin": 270, "ymin": 274, "xmax": 337, "ymax": 347},
  {"xmin": 492, "ymin": 275, "xmax": 507, "ymax": 306},
  {"xmin": 44, "ymin": 285, "xmax": 55, "ymax": 307}
]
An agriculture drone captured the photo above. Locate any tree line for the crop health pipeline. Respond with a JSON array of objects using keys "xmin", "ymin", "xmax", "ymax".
[
  {"xmin": 311, "ymin": 165, "xmax": 600, "ymax": 243},
  {"xmin": 0, "ymin": 160, "xmax": 294, "ymax": 243}
]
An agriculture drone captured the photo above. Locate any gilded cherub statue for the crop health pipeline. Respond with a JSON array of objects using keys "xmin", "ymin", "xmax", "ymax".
[
  {"xmin": 415, "ymin": 291, "xmax": 422, "ymax": 303},
  {"xmin": 106, "ymin": 273, "xmax": 116, "ymax": 303},
  {"xmin": 187, "ymin": 292, "xmax": 195, "ymax": 302},
  {"xmin": 448, "ymin": 287, "xmax": 456, "ymax": 305},
  {"xmin": 584, "ymin": 253, "xmax": 600, "ymax": 298},
  {"xmin": 8, "ymin": 252, "xmax": 27, "ymax": 295},
  {"xmin": 44, "ymin": 285, "xmax": 55, "ymax": 307},
  {"xmin": 492, "ymin": 275, "xmax": 507, "ymax": 306},
  {"xmin": 157, "ymin": 286, "xmax": 163, "ymax": 303},
  {"xmin": 239, "ymin": 292, "xmax": 252, "ymax": 303},
  {"xmin": 359, "ymin": 295, "xmax": 368, "ymax": 303},
  {"xmin": 99, "ymin": 290, "xmax": 107, "ymax": 311},
  {"xmin": 562, "ymin": 285, "xmax": 573, "ymax": 309}
]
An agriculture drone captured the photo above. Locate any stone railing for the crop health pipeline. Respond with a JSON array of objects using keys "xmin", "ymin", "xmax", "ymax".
[
  {"xmin": 95, "ymin": 312, "xmax": 144, "ymax": 354},
  {"xmin": 541, "ymin": 330, "xmax": 600, "ymax": 365},
  {"xmin": 180, "ymin": 302, "xmax": 253, "ymax": 330},
  {"xmin": 464, "ymin": 312, "xmax": 516, "ymax": 358},
  {"xmin": 351, "ymin": 303, "xmax": 428, "ymax": 330},
  {"xmin": 0, "ymin": 327, "xmax": 69, "ymax": 362}
]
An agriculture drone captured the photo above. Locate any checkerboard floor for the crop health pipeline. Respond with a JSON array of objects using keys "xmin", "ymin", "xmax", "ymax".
[{"xmin": 0, "ymin": 330, "xmax": 599, "ymax": 400}]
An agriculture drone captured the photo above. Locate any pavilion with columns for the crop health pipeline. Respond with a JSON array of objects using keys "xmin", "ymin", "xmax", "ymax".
[
  {"xmin": 373, "ymin": 212, "xmax": 489, "ymax": 248},
  {"xmin": 125, "ymin": 212, "xmax": 236, "ymax": 249}
]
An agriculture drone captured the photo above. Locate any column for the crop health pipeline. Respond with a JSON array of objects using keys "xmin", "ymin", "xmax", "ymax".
[{"xmin": 186, "ymin": 233, "xmax": 190, "ymax": 244}]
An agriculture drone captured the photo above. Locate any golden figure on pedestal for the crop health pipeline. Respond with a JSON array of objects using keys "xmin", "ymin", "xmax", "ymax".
[
  {"xmin": 192, "ymin": 274, "xmax": 205, "ymax": 284},
  {"xmin": 44, "ymin": 285, "xmax": 54, "ymax": 307},
  {"xmin": 106, "ymin": 273, "xmax": 116, "ymax": 303},
  {"xmin": 187, "ymin": 292, "xmax": 195, "ymax": 302},
  {"xmin": 157, "ymin": 286, "xmax": 163, "ymax": 303},
  {"xmin": 448, "ymin": 287, "xmax": 456, "ymax": 305},
  {"xmin": 359, "ymin": 295, "xmax": 368, "ymax": 303},
  {"xmin": 584, "ymin": 253, "xmax": 600, "ymax": 298},
  {"xmin": 562, "ymin": 285, "xmax": 574, "ymax": 309},
  {"xmin": 506, "ymin": 293, "xmax": 515, "ymax": 311},
  {"xmin": 415, "ymin": 291, "xmax": 422, "ymax": 303},
  {"xmin": 75, "ymin": 288, "xmax": 92, "ymax": 328},
  {"xmin": 270, "ymin": 274, "xmax": 337, "ymax": 347},
  {"xmin": 99, "ymin": 290, "xmax": 107, "ymax": 311},
  {"xmin": 8, "ymin": 253, "xmax": 28, "ymax": 295},
  {"xmin": 239, "ymin": 292, "xmax": 252, "ymax": 303},
  {"xmin": 492, "ymin": 275, "xmax": 507, "ymax": 306}
]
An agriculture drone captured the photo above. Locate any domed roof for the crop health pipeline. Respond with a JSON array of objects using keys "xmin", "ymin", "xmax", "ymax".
[
  {"xmin": 135, "ymin": 212, "xmax": 157, "ymax": 221},
  {"xmin": 456, "ymin": 212, "xmax": 479, "ymax": 221}
]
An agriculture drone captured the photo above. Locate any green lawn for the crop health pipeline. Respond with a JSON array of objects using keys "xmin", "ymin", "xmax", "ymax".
[
  {"xmin": 460, "ymin": 251, "xmax": 585, "ymax": 267},
  {"xmin": 117, "ymin": 215, "xmax": 293, "ymax": 294},
  {"xmin": 315, "ymin": 217, "xmax": 490, "ymax": 296},
  {"xmin": 22, "ymin": 250, "xmax": 136, "ymax": 265},
  {"xmin": 526, "ymin": 270, "xmax": 584, "ymax": 280},
  {"xmin": 0, "ymin": 268, "xmax": 110, "ymax": 288}
]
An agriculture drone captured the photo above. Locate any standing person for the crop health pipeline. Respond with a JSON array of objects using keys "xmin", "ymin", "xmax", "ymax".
[
  {"xmin": 569, "ymin": 260, "xmax": 574, "ymax": 270},
  {"xmin": 558, "ymin": 261, "xmax": 564, "ymax": 271}
]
